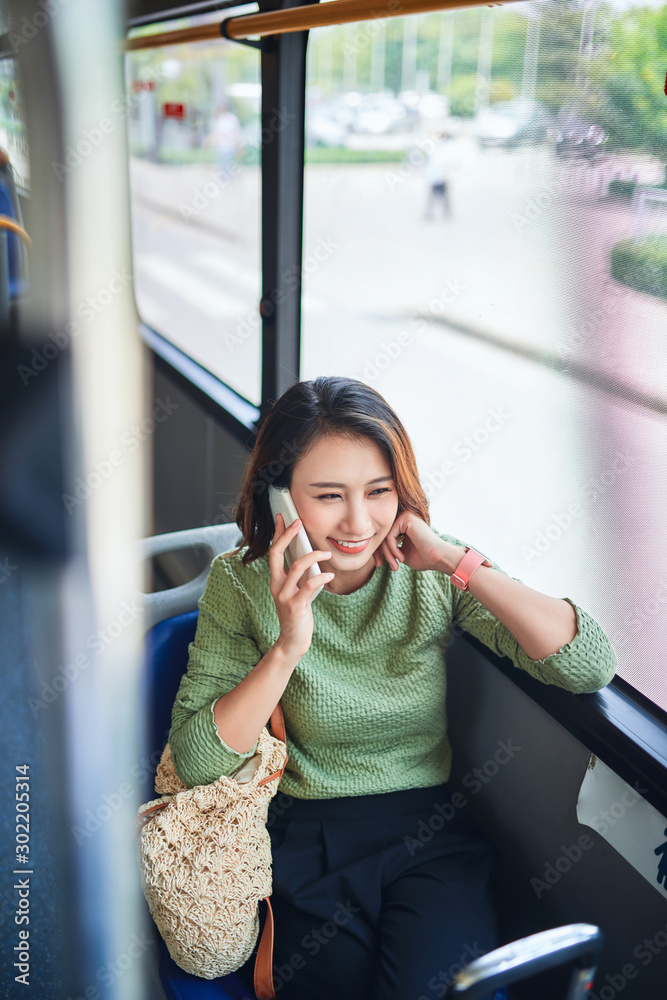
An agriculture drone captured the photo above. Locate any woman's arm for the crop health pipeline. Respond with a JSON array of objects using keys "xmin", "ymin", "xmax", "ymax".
[
  {"xmin": 437, "ymin": 541, "xmax": 577, "ymax": 662},
  {"xmin": 430, "ymin": 528, "xmax": 617, "ymax": 694}
]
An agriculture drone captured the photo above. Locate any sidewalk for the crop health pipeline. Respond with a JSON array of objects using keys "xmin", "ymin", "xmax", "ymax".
[{"xmin": 129, "ymin": 150, "xmax": 667, "ymax": 411}]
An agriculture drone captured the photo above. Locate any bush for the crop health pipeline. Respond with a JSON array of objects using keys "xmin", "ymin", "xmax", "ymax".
[
  {"xmin": 610, "ymin": 236, "xmax": 667, "ymax": 299},
  {"xmin": 607, "ymin": 179, "xmax": 636, "ymax": 199},
  {"xmin": 304, "ymin": 147, "xmax": 405, "ymax": 164}
]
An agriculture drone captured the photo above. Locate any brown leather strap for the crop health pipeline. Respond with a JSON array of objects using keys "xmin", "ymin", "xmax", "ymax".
[
  {"xmin": 254, "ymin": 897, "xmax": 276, "ymax": 999},
  {"xmin": 135, "ymin": 799, "xmax": 170, "ymax": 834},
  {"xmin": 259, "ymin": 700, "xmax": 288, "ymax": 785},
  {"xmin": 254, "ymin": 702, "xmax": 286, "ymax": 997},
  {"xmin": 269, "ymin": 700, "xmax": 286, "ymax": 745}
]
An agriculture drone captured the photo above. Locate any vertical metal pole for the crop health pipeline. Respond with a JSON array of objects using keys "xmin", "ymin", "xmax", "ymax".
[{"xmin": 260, "ymin": 1, "xmax": 310, "ymax": 427}]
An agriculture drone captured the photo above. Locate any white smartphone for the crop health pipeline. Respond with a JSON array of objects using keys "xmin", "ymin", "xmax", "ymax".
[{"xmin": 268, "ymin": 485, "xmax": 324, "ymax": 599}]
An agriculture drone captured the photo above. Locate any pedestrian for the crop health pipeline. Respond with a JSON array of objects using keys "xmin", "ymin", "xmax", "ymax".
[
  {"xmin": 206, "ymin": 99, "xmax": 243, "ymax": 177},
  {"xmin": 423, "ymin": 130, "xmax": 459, "ymax": 220},
  {"xmin": 168, "ymin": 375, "xmax": 617, "ymax": 999}
]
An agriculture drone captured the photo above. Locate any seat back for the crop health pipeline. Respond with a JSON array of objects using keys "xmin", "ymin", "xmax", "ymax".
[
  {"xmin": 136, "ymin": 523, "xmax": 258, "ymax": 998},
  {"xmin": 135, "ymin": 523, "xmax": 243, "ymax": 802},
  {"xmin": 0, "ymin": 157, "xmax": 29, "ymax": 300}
]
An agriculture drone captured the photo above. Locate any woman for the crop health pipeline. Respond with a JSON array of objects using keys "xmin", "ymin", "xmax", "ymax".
[{"xmin": 169, "ymin": 376, "xmax": 617, "ymax": 1000}]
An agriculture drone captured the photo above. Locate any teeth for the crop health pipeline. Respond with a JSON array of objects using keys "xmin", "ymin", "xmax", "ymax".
[{"xmin": 336, "ymin": 539, "xmax": 365, "ymax": 546}]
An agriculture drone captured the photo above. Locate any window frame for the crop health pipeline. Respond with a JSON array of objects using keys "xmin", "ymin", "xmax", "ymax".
[{"xmin": 128, "ymin": 1, "xmax": 667, "ymax": 816}]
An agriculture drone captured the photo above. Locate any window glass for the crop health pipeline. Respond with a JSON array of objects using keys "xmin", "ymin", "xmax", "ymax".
[
  {"xmin": 0, "ymin": 57, "xmax": 29, "ymax": 193},
  {"xmin": 302, "ymin": 1, "xmax": 667, "ymax": 711},
  {"xmin": 126, "ymin": 7, "xmax": 261, "ymax": 406}
]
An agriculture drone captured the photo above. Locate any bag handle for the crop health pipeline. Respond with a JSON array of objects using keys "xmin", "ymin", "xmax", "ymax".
[
  {"xmin": 258, "ymin": 700, "xmax": 288, "ymax": 787},
  {"xmin": 136, "ymin": 701, "xmax": 288, "ymax": 827},
  {"xmin": 255, "ymin": 702, "xmax": 286, "ymax": 999},
  {"xmin": 254, "ymin": 897, "xmax": 276, "ymax": 999}
]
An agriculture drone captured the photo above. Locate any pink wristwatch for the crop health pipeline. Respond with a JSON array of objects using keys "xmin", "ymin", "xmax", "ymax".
[{"xmin": 450, "ymin": 546, "xmax": 493, "ymax": 591}]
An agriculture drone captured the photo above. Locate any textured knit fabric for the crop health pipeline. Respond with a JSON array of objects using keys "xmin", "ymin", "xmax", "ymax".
[{"xmin": 168, "ymin": 527, "xmax": 617, "ymax": 798}]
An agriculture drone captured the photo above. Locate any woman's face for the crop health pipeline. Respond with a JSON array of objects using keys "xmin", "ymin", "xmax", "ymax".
[{"xmin": 289, "ymin": 434, "xmax": 399, "ymax": 593}]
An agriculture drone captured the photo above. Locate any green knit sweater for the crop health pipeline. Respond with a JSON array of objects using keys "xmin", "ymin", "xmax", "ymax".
[{"xmin": 168, "ymin": 527, "xmax": 617, "ymax": 798}]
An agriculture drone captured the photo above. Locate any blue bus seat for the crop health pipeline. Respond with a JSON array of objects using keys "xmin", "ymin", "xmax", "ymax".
[
  {"xmin": 0, "ymin": 155, "xmax": 29, "ymax": 300},
  {"xmin": 143, "ymin": 607, "xmax": 261, "ymax": 1000}
]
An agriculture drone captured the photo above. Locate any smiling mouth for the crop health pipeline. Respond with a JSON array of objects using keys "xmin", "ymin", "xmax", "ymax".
[{"xmin": 328, "ymin": 536, "xmax": 373, "ymax": 552}]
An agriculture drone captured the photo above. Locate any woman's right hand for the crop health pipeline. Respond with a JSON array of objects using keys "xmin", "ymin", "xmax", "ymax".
[{"xmin": 269, "ymin": 512, "xmax": 334, "ymax": 660}]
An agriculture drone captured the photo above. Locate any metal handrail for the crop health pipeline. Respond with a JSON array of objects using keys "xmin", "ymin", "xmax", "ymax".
[
  {"xmin": 453, "ymin": 923, "xmax": 604, "ymax": 1000},
  {"xmin": 124, "ymin": 0, "xmax": 516, "ymax": 50}
]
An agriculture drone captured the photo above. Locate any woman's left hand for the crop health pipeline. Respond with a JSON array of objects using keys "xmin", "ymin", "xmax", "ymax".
[{"xmin": 372, "ymin": 511, "xmax": 450, "ymax": 574}]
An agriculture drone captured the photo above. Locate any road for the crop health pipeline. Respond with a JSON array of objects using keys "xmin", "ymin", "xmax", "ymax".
[{"xmin": 129, "ymin": 143, "xmax": 667, "ymax": 711}]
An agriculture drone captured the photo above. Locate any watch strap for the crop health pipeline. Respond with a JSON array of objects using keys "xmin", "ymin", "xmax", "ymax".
[{"xmin": 451, "ymin": 546, "xmax": 492, "ymax": 591}]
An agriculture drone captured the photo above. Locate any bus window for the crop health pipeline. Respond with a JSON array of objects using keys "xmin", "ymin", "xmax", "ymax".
[
  {"xmin": 126, "ymin": 6, "xmax": 261, "ymax": 405},
  {"xmin": 0, "ymin": 56, "xmax": 29, "ymax": 195},
  {"xmin": 301, "ymin": 3, "xmax": 667, "ymax": 712}
]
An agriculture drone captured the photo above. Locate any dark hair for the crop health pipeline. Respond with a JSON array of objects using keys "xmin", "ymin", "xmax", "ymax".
[{"xmin": 228, "ymin": 376, "xmax": 430, "ymax": 565}]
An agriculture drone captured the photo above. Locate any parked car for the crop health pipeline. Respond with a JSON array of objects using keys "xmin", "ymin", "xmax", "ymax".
[
  {"xmin": 474, "ymin": 99, "xmax": 554, "ymax": 148},
  {"xmin": 305, "ymin": 97, "xmax": 356, "ymax": 147},
  {"xmin": 553, "ymin": 113, "xmax": 608, "ymax": 159},
  {"xmin": 351, "ymin": 93, "xmax": 410, "ymax": 135}
]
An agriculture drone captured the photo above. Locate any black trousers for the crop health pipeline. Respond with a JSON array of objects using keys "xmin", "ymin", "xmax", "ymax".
[{"xmin": 264, "ymin": 781, "xmax": 500, "ymax": 1000}]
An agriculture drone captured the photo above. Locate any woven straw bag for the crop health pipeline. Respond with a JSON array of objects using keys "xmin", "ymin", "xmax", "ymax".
[{"xmin": 135, "ymin": 703, "xmax": 288, "ymax": 1000}]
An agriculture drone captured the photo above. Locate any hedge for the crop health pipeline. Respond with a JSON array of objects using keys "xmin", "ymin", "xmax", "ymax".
[{"xmin": 610, "ymin": 236, "xmax": 667, "ymax": 299}]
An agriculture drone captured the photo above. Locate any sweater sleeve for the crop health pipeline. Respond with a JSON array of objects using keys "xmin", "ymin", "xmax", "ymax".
[
  {"xmin": 168, "ymin": 555, "xmax": 263, "ymax": 787},
  {"xmin": 433, "ymin": 529, "xmax": 617, "ymax": 694}
]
